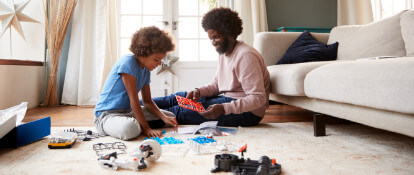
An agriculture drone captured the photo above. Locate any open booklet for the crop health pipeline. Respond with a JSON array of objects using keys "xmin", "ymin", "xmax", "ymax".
[
  {"xmin": 177, "ymin": 121, "xmax": 218, "ymax": 134},
  {"xmin": 176, "ymin": 121, "xmax": 238, "ymax": 135}
]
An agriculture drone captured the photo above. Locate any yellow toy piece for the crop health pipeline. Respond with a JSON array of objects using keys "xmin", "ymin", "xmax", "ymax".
[{"xmin": 48, "ymin": 131, "xmax": 77, "ymax": 149}]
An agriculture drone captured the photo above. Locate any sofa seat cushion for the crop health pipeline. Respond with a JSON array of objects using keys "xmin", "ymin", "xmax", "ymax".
[
  {"xmin": 268, "ymin": 61, "xmax": 337, "ymax": 96},
  {"xmin": 304, "ymin": 57, "xmax": 414, "ymax": 114},
  {"xmin": 328, "ymin": 11, "xmax": 406, "ymax": 60}
]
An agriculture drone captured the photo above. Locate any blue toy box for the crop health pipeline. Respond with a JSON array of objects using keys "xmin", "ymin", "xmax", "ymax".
[{"xmin": 0, "ymin": 117, "xmax": 51, "ymax": 148}]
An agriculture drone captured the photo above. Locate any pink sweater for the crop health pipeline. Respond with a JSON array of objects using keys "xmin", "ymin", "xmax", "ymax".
[{"xmin": 198, "ymin": 41, "xmax": 270, "ymax": 117}]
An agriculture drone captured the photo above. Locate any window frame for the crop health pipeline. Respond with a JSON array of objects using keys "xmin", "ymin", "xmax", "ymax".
[{"xmin": 117, "ymin": 0, "xmax": 232, "ymax": 61}]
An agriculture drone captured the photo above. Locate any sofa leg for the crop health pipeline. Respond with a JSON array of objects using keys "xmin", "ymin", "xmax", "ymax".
[
  {"xmin": 313, "ymin": 114, "xmax": 326, "ymax": 137},
  {"xmin": 313, "ymin": 113, "xmax": 355, "ymax": 137}
]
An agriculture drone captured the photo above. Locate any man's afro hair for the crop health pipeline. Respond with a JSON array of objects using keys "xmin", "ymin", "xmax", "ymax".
[{"xmin": 201, "ymin": 7, "xmax": 243, "ymax": 38}]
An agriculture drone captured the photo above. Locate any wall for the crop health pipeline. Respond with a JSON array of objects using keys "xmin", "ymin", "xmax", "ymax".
[
  {"xmin": 0, "ymin": 25, "xmax": 71, "ymax": 110},
  {"xmin": 0, "ymin": 65, "xmax": 45, "ymax": 109},
  {"xmin": 0, "ymin": 0, "xmax": 45, "ymax": 109},
  {"xmin": 266, "ymin": 0, "xmax": 337, "ymax": 31}
]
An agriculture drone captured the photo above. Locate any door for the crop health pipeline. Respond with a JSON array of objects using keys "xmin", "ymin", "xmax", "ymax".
[{"xmin": 118, "ymin": 0, "xmax": 230, "ymax": 97}]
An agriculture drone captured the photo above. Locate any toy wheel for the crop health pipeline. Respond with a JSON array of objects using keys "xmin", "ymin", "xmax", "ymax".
[
  {"xmin": 141, "ymin": 139, "xmax": 162, "ymax": 162},
  {"xmin": 259, "ymin": 156, "xmax": 270, "ymax": 165}
]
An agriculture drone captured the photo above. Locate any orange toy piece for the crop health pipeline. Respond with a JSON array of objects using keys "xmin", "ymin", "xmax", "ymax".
[
  {"xmin": 238, "ymin": 144, "xmax": 247, "ymax": 152},
  {"xmin": 175, "ymin": 95, "xmax": 206, "ymax": 112}
]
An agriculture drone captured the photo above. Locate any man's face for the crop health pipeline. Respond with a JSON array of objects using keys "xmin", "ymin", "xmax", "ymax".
[{"xmin": 207, "ymin": 29, "xmax": 229, "ymax": 54}]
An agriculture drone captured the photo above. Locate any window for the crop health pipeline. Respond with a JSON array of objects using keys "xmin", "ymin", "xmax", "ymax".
[
  {"xmin": 176, "ymin": 0, "xmax": 218, "ymax": 61},
  {"xmin": 119, "ymin": 0, "xmax": 164, "ymax": 56},
  {"xmin": 371, "ymin": 0, "xmax": 413, "ymax": 21},
  {"xmin": 118, "ymin": 0, "xmax": 230, "ymax": 61}
]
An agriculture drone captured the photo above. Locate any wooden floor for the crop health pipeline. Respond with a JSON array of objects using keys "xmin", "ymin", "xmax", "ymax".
[{"xmin": 23, "ymin": 104, "xmax": 314, "ymax": 127}]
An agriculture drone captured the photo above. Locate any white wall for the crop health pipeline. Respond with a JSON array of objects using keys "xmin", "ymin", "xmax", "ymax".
[
  {"xmin": 0, "ymin": 0, "xmax": 46, "ymax": 109},
  {"xmin": 0, "ymin": 65, "xmax": 45, "ymax": 109}
]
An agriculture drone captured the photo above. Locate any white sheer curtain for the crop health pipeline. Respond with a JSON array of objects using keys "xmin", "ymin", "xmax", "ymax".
[
  {"xmin": 61, "ymin": 0, "xmax": 118, "ymax": 106},
  {"xmin": 337, "ymin": 0, "xmax": 374, "ymax": 25},
  {"xmin": 371, "ymin": 0, "xmax": 413, "ymax": 21},
  {"xmin": 234, "ymin": 0, "xmax": 268, "ymax": 46}
]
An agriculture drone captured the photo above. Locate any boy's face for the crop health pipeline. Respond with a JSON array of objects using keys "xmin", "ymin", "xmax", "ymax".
[
  {"xmin": 139, "ymin": 53, "xmax": 166, "ymax": 71},
  {"xmin": 207, "ymin": 29, "xmax": 229, "ymax": 54}
]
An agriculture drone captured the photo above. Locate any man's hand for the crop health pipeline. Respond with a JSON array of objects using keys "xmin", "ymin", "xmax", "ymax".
[
  {"xmin": 199, "ymin": 104, "xmax": 225, "ymax": 119},
  {"xmin": 143, "ymin": 128, "xmax": 162, "ymax": 138},
  {"xmin": 186, "ymin": 89, "xmax": 200, "ymax": 100}
]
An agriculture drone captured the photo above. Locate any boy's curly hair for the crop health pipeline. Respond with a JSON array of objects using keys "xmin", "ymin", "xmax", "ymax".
[
  {"xmin": 130, "ymin": 26, "xmax": 175, "ymax": 58},
  {"xmin": 201, "ymin": 7, "xmax": 243, "ymax": 38}
]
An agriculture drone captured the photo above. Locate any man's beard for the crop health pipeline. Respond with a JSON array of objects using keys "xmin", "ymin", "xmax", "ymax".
[{"xmin": 216, "ymin": 37, "xmax": 229, "ymax": 54}]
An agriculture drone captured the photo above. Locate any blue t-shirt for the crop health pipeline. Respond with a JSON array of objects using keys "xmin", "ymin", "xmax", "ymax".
[{"xmin": 94, "ymin": 54, "xmax": 151, "ymax": 117}]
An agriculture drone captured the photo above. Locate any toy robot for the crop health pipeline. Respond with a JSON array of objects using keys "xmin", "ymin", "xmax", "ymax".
[
  {"xmin": 211, "ymin": 144, "xmax": 282, "ymax": 175},
  {"xmin": 97, "ymin": 139, "xmax": 162, "ymax": 171}
]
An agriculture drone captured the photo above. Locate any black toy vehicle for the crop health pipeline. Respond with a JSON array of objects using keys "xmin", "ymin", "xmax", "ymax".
[{"xmin": 211, "ymin": 144, "xmax": 281, "ymax": 175}]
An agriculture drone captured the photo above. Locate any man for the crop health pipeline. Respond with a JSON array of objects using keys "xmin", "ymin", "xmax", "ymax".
[{"xmin": 151, "ymin": 7, "xmax": 270, "ymax": 127}]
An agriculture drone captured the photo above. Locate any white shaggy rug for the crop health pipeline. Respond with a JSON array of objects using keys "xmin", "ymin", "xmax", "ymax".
[{"xmin": 0, "ymin": 122, "xmax": 413, "ymax": 175}]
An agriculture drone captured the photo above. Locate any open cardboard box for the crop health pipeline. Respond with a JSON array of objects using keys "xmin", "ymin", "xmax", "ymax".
[
  {"xmin": 0, "ymin": 102, "xmax": 50, "ymax": 148},
  {"xmin": 0, "ymin": 114, "xmax": 17, "ymax": 139}
]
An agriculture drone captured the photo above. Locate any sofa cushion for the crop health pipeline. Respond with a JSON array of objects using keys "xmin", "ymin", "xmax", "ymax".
[
  {"xmin": 276, "ymin": 31, "xmax": 339, "ymax": 65},
  {"xmin": 253, "ymin": 32, "xmax": 330, "ymax": 66},
  {"xmin": 268, "ymin": 61, "xmax": 337, "ymax": 96},
  {"xmin": 328, "ymin": 11, "xmax": 406, "ymax": 60},
  {"xmin": 401, "ymin": 10, "xmax": 414, "ymax": 56},
  {"xmin": 304, "ymin": 57, "xmax": 414, "ymax": 114}
]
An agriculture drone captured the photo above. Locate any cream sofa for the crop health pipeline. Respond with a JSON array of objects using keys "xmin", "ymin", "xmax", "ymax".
[{"xmin": 253, "ymin": 10, "xmax": 414, "ymax": 137}]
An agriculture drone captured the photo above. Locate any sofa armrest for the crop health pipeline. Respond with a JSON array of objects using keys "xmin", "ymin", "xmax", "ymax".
[{"xmin": 253, "ymin": 32, "xmax": 330, "ymax": 66}]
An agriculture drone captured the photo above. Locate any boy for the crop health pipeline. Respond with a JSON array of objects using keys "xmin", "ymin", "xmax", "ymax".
[{"xmin": 95, "ymin": 26, "xmax": 178, "ymax": 140}]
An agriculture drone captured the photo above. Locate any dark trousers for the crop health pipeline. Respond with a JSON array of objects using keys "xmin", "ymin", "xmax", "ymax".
[{"xmin": 146, "ymin": 91, "xmax": 262, "ymax": 127}]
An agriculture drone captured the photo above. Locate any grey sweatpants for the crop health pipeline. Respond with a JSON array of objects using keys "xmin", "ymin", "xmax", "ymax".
[{"xmin": 94, "ymin": 107, "xmax": 174, "ymax": 140}]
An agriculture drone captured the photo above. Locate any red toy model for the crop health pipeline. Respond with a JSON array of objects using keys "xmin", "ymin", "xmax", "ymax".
[{"xmin": 175, "ymin": 95, "xmax": 206, "ymax": 112}]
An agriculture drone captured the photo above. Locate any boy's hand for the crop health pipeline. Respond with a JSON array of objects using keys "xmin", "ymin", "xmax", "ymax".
[
  {"xmin": 199, "ymin": 104, "xmax": 224, "ymax": 119},
  {"xmin": 161, "ymin": 115, "xmax": 178, "ymax": 132},
  {"xmin": 186, "ymin": 89, "xmax": 200, "ymax": 100},
  {"xmin": 160, "ymin": 110, "xmax": 178, "ymax": 132},
  {"xmin": 143, "ymin": 128, "xmax": 162, "ymax": 138}
]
